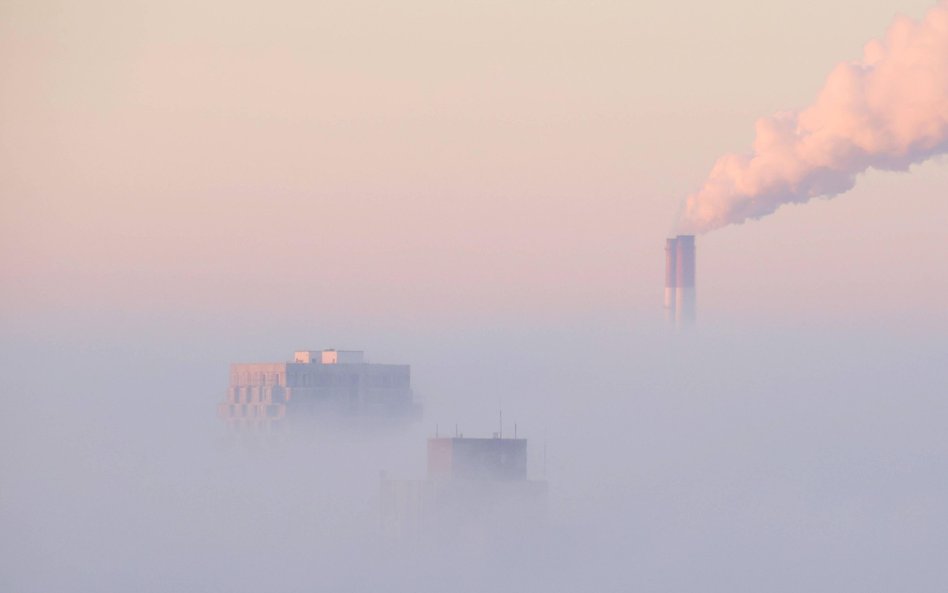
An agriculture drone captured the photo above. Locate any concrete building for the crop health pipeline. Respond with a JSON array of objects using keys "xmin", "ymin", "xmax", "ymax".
[
  {"xmin": 427, "ymin": 436, "xmax": 528, "ymax": 481},
  {"xmin": 381, "ymin": 435, "xmax": 547, "ymax": 544},
  {"xmin": 219, "ymin": 349, "xmax": 417, "ymax": 431}
]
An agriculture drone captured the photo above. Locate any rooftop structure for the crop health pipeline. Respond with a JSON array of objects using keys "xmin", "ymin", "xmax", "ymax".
[{"xmin": 293, "ymin": 350, "xmax": 364, "ymax": 364}]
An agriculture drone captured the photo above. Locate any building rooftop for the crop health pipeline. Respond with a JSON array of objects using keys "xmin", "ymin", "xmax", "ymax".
[
  {"xmin": 293, "ymin": 349, "xmax": 364, "ymax": 364},
  {"xmin": 427, "ymin": 436, "xmax": 528, "ymax": 481}
]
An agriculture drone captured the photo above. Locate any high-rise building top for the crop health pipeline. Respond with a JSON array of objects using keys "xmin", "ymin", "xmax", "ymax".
[
  {"xmin": 219, "ymin": 349, "xmax": 417, "ymax": 431},
  {"xmin": 427, "ymin": 437, "xmax": 528, "ymax": 481},
  {"xmin": 381, "ymin": 434, "xmax": 546, "ymax": 543}
]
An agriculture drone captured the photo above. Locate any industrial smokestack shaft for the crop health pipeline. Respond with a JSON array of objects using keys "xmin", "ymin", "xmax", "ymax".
[
  {"xmin": 664, "ymin": 238, "xmax": 678, "ymax": 323},
  {"xmin": 674, "ymin": 235, "xmax": 696, "ymax": 327},
  {"xmin": 664, "ymin": 235, "xmax": 696, "ymax": 327}
]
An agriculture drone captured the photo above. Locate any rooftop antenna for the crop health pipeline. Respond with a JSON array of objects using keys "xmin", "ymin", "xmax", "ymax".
[
  {"xmin": 514, "ymin": 423, "xmax": 517, "ymax": 439},
  {"xmin": 499, "ymin": 410, "xmax": 503, "ymax": 439},
  {"xmin": 455, "ymin": 423, "xmax": 459, "ymax": 438}
]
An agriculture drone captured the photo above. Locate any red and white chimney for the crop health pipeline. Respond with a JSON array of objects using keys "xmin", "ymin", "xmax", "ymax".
[{"xmin": 665, "ymin": 235, "xmax": 696, "ymax": 327}]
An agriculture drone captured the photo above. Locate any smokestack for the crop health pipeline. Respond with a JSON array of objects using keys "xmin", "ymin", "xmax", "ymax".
[
  {"xmin": 664, "ymin": 235, "xmax": 696, "ymax": 327},
  {"xmin": 675, "ymin": 235, "xmax": 696, "ymax": 327},
  {"xmin": 664, "ymin": 238, "xmax": 678, "ymax": 323}
]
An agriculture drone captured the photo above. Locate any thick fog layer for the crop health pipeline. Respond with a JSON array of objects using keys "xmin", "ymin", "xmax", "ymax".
[{"xmin": 2, "ymin": 317, "xmax": 946, "ymax": 592}]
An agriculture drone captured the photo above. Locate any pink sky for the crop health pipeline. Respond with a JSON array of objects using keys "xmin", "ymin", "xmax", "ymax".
[
  {"xmin": 679, "ymin": 1, "xmax": 948, "ymax": 235},
  {"xmin": 2, "ymin": 0, "xmax": 946, "ymax": 328}
]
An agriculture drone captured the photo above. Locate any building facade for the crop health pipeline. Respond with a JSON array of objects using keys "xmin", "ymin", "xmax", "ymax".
[
  {"xmin": 219, "ymin": 349, "xmax": 417, "ymax": 431},
  {"xmin": 381, "ymin": 436, "xmax": 547, "ymax": 544}
]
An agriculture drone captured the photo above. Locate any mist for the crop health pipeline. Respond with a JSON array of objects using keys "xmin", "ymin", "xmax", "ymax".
[
  {"xmin": 3, "ymin": 315, "xmax": 946, "ymax": 592},
  {"xmin": 3, "ymin": 0, "xmax": 947, "ymax": 590}
]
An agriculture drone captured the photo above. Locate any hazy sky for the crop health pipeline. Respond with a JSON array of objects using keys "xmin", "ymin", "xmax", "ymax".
[
  {"xmin": 3, "ymin": 0, "xmax": 946, "ymax": 331},
  {"xmin": 3, "ymin": 3, "xmax": 948, "ymax": 592}
]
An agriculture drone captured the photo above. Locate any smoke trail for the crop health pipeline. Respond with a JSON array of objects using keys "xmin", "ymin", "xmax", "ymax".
[{"xmin": 677, "ymin": 1, "xmax": 948, "ymax": 234}]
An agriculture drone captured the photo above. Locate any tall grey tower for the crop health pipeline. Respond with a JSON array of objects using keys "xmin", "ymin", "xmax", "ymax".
[{"xmin": 664, "ymin": 235, "xmax": 696, "ymax": 328}]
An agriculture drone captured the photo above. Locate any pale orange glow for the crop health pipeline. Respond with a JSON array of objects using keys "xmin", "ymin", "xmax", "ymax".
[{"xmin": 1, "ymin": 0, "xmax": 946, "ymax": 326}]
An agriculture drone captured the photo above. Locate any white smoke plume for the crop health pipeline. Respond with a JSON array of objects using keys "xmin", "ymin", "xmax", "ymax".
[{"xmin": 678, "ymin": 1, "xmax": 948, "ymax": 234}]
